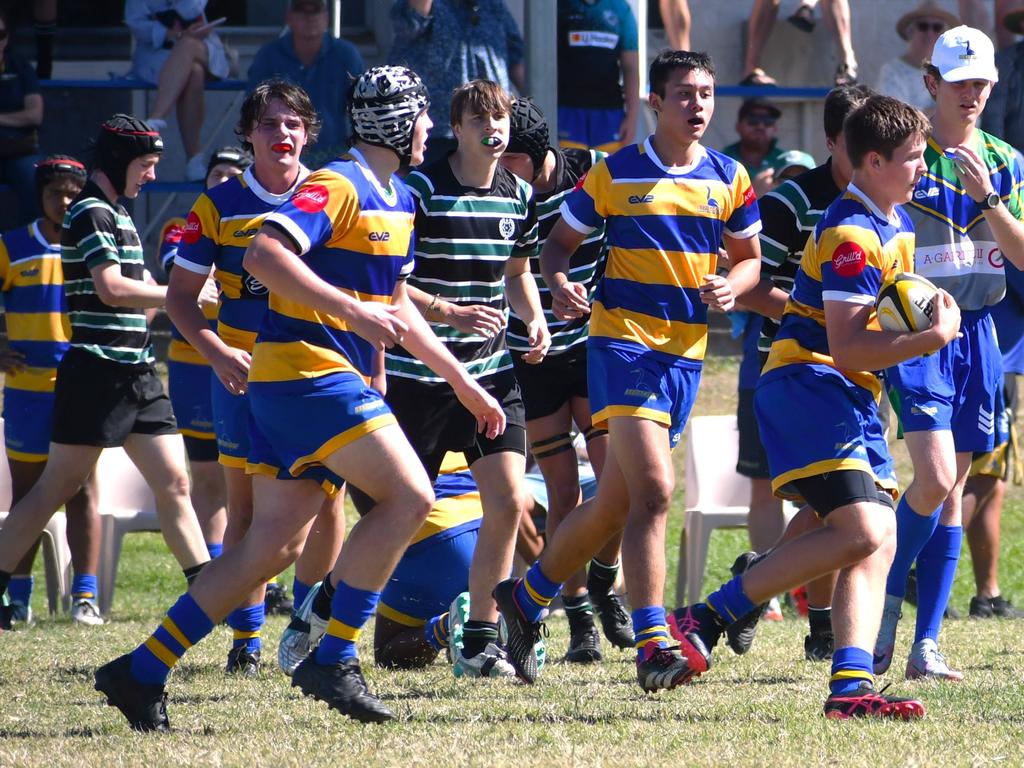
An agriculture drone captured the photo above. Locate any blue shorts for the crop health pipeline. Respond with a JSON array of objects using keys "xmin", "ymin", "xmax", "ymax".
[
  {"xmin": 970, "ymin": 372, "xmax": 1013, "ymax": 479},
  {"xmin": 168, "ymin": 360, "xmax": 215, "ymax": 441},
  {"xmin": 756, "ymin": 365, "xmax": 897, "ymax": 501},
  {"xmin": 886, "ymin": 311, "xmax": 1003, "ymax": 453},
  {"xmin": 377, "ymin": 523, "xmax": 479, "ymax": 627},
  {"xmin": 557, "ymin": 106, "xmax": 624, "ymax": 153},
  {"xmin": 587, "ymin": 339, "xmax": 700, "ymax": 450},
  {"xmin": 211, "ymin": 373, "xmax": 252, "ymax": 469},
  {"xmin": 2, "ymin": 386, "xmax": 53, "ymax": 462},
  {"xmin": 247, "ymin": 371, "xmax": 396, "ymax": 497}
]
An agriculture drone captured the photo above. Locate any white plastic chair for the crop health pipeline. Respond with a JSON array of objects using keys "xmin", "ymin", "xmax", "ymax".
[
  {"xmin": 676, "ymin": 415, "xmax": 751, "ymax": 606},
  {"xmin": 0, "ymin": 419, "xmax": 73, "ymax": 614},
  {"xmin": 94, "ymin": 447, "xmax": 160, "ymax": 616}
]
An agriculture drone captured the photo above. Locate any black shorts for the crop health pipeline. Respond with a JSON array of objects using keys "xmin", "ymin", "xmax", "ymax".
[
  {"xmin": 511, "ymin": 344, "xmax": 589, "ymax": 421},
  {"xmin": 736, "ymin": 387, "xmax": 770, "ymax": 479},
  {"xmin": 183, "ymin": 435, "xmax": 219, "ymax": 463},
  {"xmin": 51, "ymin": 347, "xmax": 178, "ymax": 448},
  {"xmin": 790, "ymin": 469, "xmax": 895, "ymax": 518},
  {"xmin": 386, "ymin": 370, "xmax": 527, "ymax": 479}
]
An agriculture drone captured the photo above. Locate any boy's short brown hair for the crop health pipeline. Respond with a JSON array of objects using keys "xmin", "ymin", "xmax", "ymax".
[
  {"xmin": 449, "ymin": 80, "xmax": 513, "ymax": 129},
  {"xmin": 843, "ymin": 95, "xmax": 930, "ymax": 169}
]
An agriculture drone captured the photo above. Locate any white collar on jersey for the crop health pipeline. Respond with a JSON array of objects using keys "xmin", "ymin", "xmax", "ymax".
[
  {"xmin": 642, "ymin": 135, "xmax": 706, "ymax": 175},
  {"xmin": 346, "ymin": 147, "xmax": 397, "ymax": 203},
  {"xmin": 846, "ymin": 181, "xmax": 901, "ymax": 226},
  {"xmin": 243, "ymin": 164, "xmax": 310, "ymax": 205},
  {"xmin": 30, "ymin": 219, "xmax": 57, "ymax": 251}
]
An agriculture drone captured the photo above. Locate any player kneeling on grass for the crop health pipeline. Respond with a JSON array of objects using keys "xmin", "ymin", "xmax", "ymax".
[
  {"xmin": 93, "ymin": 66, "xmax": 505, "ymax": 730},
  {"xmin": 671, "ymin": 95, "xmax": 961, "ymax": 719}
]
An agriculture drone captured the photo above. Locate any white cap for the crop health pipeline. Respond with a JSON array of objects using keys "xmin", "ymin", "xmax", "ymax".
[{"xmin": 931, "ymin": 25, "xmax": 999, "ymax": 83}]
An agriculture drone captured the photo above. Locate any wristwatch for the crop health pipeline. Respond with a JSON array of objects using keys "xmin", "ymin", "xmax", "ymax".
[{"xmin": 978, "ymin": 191, "xmax": 1001, "ymax": 210}]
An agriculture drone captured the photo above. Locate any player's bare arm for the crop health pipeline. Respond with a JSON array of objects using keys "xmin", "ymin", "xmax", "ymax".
[
  {"xmin": 405, "ymin": 282, "xmax": 504, "ymax": 338},
  {"xmin": 91, "ymin": 261, "xmax": 167, "ymax": 308},
  {"xmin": 540, "ymin": 217, "xmax": 590, "ymax": 321},
  {"xmin": 703, "ymin": 234, "xmax": 761, "ymax": 312},
  {"xmin": 948, "ymin": 144, "xmax": 1024, "ymax": 269},
  {"xmin": 504, "ymin": 255, "xmax": 550, "ymax": 363}
]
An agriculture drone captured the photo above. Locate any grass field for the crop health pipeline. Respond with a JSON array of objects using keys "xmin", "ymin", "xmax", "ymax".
[{"xmin": 2, "ymin": 356, "xmax": 1023, "ymax": 767}]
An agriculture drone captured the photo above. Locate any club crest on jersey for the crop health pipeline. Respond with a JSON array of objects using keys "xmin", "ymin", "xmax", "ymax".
[
  {"xmin": 292, "ymin": 184, "xmax": 330, "ymax": 213},
  {"xmin": 498, "ymin": 217, "xmax": 515, "ymax": 239},
  {"xmin": 697, "ymin": 186, "xmax": 721, "ymax": 214},
  {"xmin": 183, "ymin": 211, "xmax": 202, "ymax": 244},
  {"xmin": 831, "ymin": 241, "xmax": 866, "ymax": 277}
]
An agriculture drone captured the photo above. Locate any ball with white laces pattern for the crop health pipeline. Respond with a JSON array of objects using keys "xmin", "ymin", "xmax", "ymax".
[{"xmin": 875, "ymin": 273, "xmax": 939, "ymax": 332}]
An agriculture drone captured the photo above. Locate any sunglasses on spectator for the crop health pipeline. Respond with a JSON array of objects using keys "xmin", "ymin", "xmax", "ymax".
[
  {"xmin": 915, "ymin": 21, "xmax": 946, "ymax": 33},
  {"xmin": 743, "ymin": 115, "xmax": 777, "ymax": 127}
]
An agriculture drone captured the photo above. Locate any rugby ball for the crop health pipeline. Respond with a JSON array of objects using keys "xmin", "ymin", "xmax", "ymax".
[{"xmin": 875, "ymin": 273, "xmax": 938, "ymax": 332}]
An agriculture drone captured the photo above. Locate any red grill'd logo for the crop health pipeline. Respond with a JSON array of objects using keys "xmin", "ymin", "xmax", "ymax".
[
  {"xmin": 292, "ymin": 184, "xmax": 329, "ymax": 213},
  {"xmin": 183, "ymin": 212, "xmax": 202, "ymax": 244},
  {"xmin": 831, "ymin": 241, "xmax": 866, "ymax": 278},
  {"xmin": 163, "ymin": 223, "xmax": 184, "ymax": 245}
]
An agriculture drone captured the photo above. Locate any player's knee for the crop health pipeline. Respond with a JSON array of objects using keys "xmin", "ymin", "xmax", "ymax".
[
  {"xmin": 153, "ymin": 470, "xmax": 192, "ymax": 504},
  {"xmin": 546, "ymin": 479, "xmax": 583, "ymax": 516},
  {"xmin": 847, "ymin": 513, "xmax": 896, "ymax": 560},
  {"xmin": 631, "ymin": 481, "xmax": 673, "ymax": 519}
]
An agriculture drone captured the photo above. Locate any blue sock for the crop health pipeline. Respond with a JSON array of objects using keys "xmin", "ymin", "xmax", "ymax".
[
  {"xmin": 885, "ymin": 496, "xmax": 940, "ymax": 597},
  {"xmin": 130, "ymin": 593, "xmax": 215, "ymax": 685},
  {"xmin": 830, "ymin": 646, "xmax": 874, "ymax": 695},
  {"xmin": 514, "ymin": 562, "xmax": 562, "ymax": 623},
  {"xmin": 914, "ymin": 524, "xmax": 963, "ymax": 642},
  {"xmin": 227, "ymin": 603, "xmax": 264, "ymax": 653},
  {"xmin": 315, "ymin": 579, "xmax": 380, "ymax": 664},
  {"xmin": 206, "ymin": 541, "xmax": 223, "ymax": 559},
  {"xmin": 424, "ymin": 611, "xmax": 450, "ymax": 651},
  {"xmin": 707, "ymin": 575, "xmax": 757, "ymax": 624},
  {"xmin": 8, "ymin": 575, "xmax": 32, "ymax": 606},
  {"xmin": 71, "ymin": 573, "xmax": 98, "ymax": 601},
  {"xmin": 632, "ymin": 605, "xmax": 671, "ymax": 654},
  {"xmin": 292, "ymin": 578, "xmax": 313, "ymax": 610}
]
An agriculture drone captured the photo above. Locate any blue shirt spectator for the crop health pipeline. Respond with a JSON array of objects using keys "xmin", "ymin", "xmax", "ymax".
[
  {"xmin": 248, "ymin": 0, "xmax": 365, "ymax": 162},
  {"xmin": 389, "ymin": 0, "xmax": 525, "ymax": 145}
]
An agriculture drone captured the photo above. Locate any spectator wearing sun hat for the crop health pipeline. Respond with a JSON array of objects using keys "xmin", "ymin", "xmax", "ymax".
[
  {"xmin": 983, "ymin": 4, "xmax": 1024, "ymax": 149},
  {"xmin": 876, "ymin": 0, "xmax": 960, "ymax": 111}
]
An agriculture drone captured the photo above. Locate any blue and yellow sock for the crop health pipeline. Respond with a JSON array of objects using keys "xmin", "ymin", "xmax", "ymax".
[
  {"xmin": 206, "ymin": 541, "xmax": 223, "ymax": 559},
  {"xmin": 129, "ymin": 592, "xmax": 215, "ymax": 685},
  {"xmin": 425, "ymin": 611, "xmax": 450, "ymax": 651},
  {"xmin": 514, "ymin": 562, "xmax": 561, "ymax": 623},
  {"xmin": 71, "ymin": 573, "xmax": 98, "ymax": 602},
  {"xmin": 315, "ymin": 579, "xmax": 380, "ymax": 664},
  {"xmin": 632, "ymin": 605, "xmax": 671, "ymax": 655},
  {"xmin": 886, "ymin": 496, "xmax": 940, "ymax": 597},
  {"xmin": 914, "ymin": 524, "xmax": 963, "ymax": 642},
  {"xmin": 227, "ymin": 603, "xmax": 264, "ymax": 653},
  {"xmin": 292, "ymin": 578, "xmax": 313, "ymax": 610},
  {"xmin": 829, "ymin": 646, "xmax": 874, "ymax": 695},
  {"xmin": 8, "ymin": 575, "xmax": 32, "ymax": 607},
  {"xmin": 707, "ymin": 575, "xmax": 757, "ymax": 624}
]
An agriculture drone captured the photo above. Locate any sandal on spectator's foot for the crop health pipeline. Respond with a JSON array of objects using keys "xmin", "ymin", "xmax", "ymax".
[
  {"xmin": 739, "ymin": 68, "xmax": 777, "ymax": 87},
  {"xmin": 787, "ymin": 3, "xmax": 816, "ymax": 33},
  {"xmin": 834, "ymin": 63, "xmax": 858, "ymax": 86}
]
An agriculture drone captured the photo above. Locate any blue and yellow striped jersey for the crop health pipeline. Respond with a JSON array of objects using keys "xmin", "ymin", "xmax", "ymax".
[
  {"xmin": 0, "ymin": 220, "xmax": 69, "ymax": 393},
  {"xmin": 173, "ymin": 166, "xmax": 308, "ymax": 352},
  {"xmin": 407, "ymin": 453, "xmax": 483, "ymax": 546},
  {"xmin": 762, "ymin": 183, "xmax": 915, "ymax": 398},
  {"xmin": 253, "ymin": 149, "xmax": 416, "ymax": 383},
  {"xmin": 560, "ymin": 138, "xmax": 760, "ymax": 368},
  {"xmin": 158, "ymin": 216, "xmax": 218, "ymax": 367}
]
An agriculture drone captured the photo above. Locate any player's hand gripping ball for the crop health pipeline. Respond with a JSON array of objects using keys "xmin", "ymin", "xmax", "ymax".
[{"xmin": 875, "ymin": 273, "xmax": 939, "ymax": 332}]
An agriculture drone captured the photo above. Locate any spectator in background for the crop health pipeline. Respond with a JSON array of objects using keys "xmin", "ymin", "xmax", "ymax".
[
  {"xmin": 983, "ymin": 5, "xmax": 1024, "ymax": 147},
  {"xmin": 390, "ymin": 0, "xmax": 525, "ymax": 165},
  {"xmin": 658, "ymin": 0, "xmax": 690, "ymax": 50},
  {"xmin": 876, "ymin": 1, "xmax": 958, "ymax": 111},
  {"xmin": 722, "ymin": 98, "xmax": 788, "ymax": 197},
  {"xmin": 771, "ymin": 148, "xmax": 815, "ymax": 183},
  {"xmin": 0, "ymin": 9, "xmax": 43, "ymax": 227},
  {"xmin": 125, "ymin": 0, "xmax": 231, "ymax": 181},
  {"xmin": 557, "ymin": 0, "xmax": 639, "ymax": 153},
  {"xmin": 248, "ymin": 0, "xmax": 365, "ymax": 167},
  {"xmin": 740, "ymin": 0, "xmax": 857, "ymax": 87}
]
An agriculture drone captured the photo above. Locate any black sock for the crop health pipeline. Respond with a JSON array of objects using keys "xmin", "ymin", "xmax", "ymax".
[
  {"xmin": 34, "ymin": 21, "xmax": 55, "ymax": 79},
  {"xmin": 183, "ymin": 561, "xmax": 208, "ymax": 586},
  {"xmin": 697, "ymin": 602, "xmax": 727, "ymax": 649},
  {"xmin": 587, "ymin": 558, "xmax": 619, "ymax": 597},
  {"xmin": 0, "ymin": 569, "xmax": 11, "ymax": 598},
  {"xmin": 312, "ymin": 574, "xmax": 335, "ymax": 620},
  {"xmin": 461, "ymin": 620, "xmax": 499, "ymax": 658},
  {"xmin": 808, "ymin": 606, "xmax": 832, "ymax": 635},
  {"xmin": 564, "ymin": 593, "xmax": 595, "ymax": 634}
]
